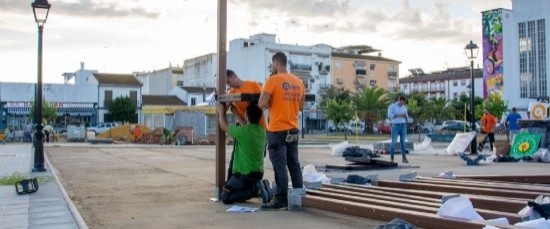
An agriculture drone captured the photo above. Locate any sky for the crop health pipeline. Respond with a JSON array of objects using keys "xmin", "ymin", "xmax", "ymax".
[{"xmin": 0, "ymin": 0, "xmax": 512, "ymax": 84}]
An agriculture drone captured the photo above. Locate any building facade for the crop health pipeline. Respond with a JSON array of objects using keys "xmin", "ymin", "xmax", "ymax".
[
  {"xmin": 94, "ymin": 73, "xmax": 142, "ymax": 124},
  {"xmin": 135, "ymin": 65, "xmax": 183, "ymax": 95},
  {"xmin": 0, "ymin": 63, "xmax": 98, "ymax": 130},
  {"xmin": 331, "ymin": 46, "xmax": 400, "ymax": 93},
  {"xmin": 183, "ymin": 53, "xmax": 217, "ymax": 88},
  {"xmin": 485, "ymin": 0, "xmax": 550, "ymax": 109},
  {"xmin": 399, "ymin": 67, "xmax": 483, "ymax": 100}
]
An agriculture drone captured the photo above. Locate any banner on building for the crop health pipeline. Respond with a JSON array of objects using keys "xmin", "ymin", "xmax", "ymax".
[{"xmin": 482, "ymin": 9, "xmax": 504, "ymax": 98}]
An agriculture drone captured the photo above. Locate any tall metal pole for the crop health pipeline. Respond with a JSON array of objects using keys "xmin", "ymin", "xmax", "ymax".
[
  {"xmin": 215, "ymin": 0, "xmax": 227, "ymax": 198},
  {"xmin": 469, "ymin": 59, "xmax": 477, "ymax": 154},
  {"xmin": 33, "ymin": 24, "xmax": 46, "ymax": 172}
]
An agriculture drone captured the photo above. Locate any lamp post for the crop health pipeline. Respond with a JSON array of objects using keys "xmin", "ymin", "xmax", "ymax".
[
  {"xmin": 464, "ymin": 40, "xmax": 479, "ymax": 154},
  {"xmin": 32, "ymin": 0, "xmax": 51, "ymax": 172}
]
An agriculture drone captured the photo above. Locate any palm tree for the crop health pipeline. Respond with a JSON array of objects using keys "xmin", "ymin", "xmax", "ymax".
[{"xmin": 352, "ymin": 87, "xmax": 390, "ymax": 134}]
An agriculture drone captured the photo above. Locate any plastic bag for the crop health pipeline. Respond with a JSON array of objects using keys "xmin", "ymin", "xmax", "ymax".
[
  {"xmin": 534, "ymin": 148, "xmax": 550, "ymax": 163},
  {"xmin": 437, "ymin": 196, "xmax": 484, "ymax": 221},
  {"xmin": 329, "ymin": 141, "xmax": 350, "ymax": 156},
  {"xmin": 302, "ymin": 164, "xmax": 330, "ymax": 185}
]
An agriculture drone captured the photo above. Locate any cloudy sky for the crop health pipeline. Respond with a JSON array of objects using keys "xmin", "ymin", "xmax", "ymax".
[{"xmin": 0, "ymin": 0, "xmax": 511, "ymax": 84}]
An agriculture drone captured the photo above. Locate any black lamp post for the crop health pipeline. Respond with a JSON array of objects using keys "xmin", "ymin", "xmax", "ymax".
[
  {"xmin": 32, "ymin": 0, "xmax": 51, "ymax": 172},
  {"xmin": 464, "ymin": 40, "xmax": 479, "ymax": 154}
]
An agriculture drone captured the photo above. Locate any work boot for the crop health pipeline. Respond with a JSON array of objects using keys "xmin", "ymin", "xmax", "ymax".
[
  {"xmin": 261, "ymin": 197, "xmax": 287, "ymax": 210},
  {"xmin": 257, "ymin": 179, "xmax": 272, "ymax": 204},
  {"xmin": 402, "ymin": 159, "xmax": 409, "ymax": 164}
]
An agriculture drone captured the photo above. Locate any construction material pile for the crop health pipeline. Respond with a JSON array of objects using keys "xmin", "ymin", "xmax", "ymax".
[
  {"xmin": 303, "ymin": 174, "xmax": 550, "ymax": 228},
  {"xmin": 97, "ymin": 124, "xmax": 151, "ymax": 143}
]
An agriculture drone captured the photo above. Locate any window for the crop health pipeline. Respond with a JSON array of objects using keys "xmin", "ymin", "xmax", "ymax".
[
  {"xmin": 335, "ymin": 61, "xmax": 342, "ymax": 70},
  {"xmin": 104, "ymin": 90, "xmax": 112, "ymax": 108},
  {"xmin": 191, "ymin": 98, "xmax": 196, "ymax": 106},
  {"xmin": 356, "ymin": 69, "xmax": 367, "ymax": 76},
  {"xmin": 453, "ymin": 92, "xmax": 458, "ymax": 99},
  {"xmin": 461, "ymin": 80, "xmax": 466, "ymax": 86},
  {"xmin": 130, "ymin": 90, "xmax": 137, "ymax": 106},
  {"xmin": 453, "ymin": 81, "xmax": 458, "ymax": 87},
  {"xmin": 370, "ymin": 64, "xmax": 376, "ymax": 71},
  {"xmin": 520, "ymin": 19, "xmax": 547, "ymax": 98},
  {"xmin": 370, "ymin": 80, "xmax": 377, "ymax": 86}
]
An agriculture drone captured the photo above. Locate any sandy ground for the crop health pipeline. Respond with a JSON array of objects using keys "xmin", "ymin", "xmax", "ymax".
[{"xmin": 46, "ymin": 144, "xmax": 550, "ymax": 228}]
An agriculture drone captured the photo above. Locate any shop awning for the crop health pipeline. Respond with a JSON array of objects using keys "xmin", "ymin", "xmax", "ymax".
[
  {"xmin": 6, "ymin": 107, "xmax": 31, "ymax": 115},
  {"xmin": 57, "ymin": 107, "xmax": 95, "ymax": 116}
]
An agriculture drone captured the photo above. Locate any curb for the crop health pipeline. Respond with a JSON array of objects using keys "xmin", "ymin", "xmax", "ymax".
[{"xmin": 44, "ymin": 154, "xmax": 88, "ymax": 229}]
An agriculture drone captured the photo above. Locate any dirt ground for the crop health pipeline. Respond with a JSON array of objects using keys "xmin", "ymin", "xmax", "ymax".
[
  {"xmin": 46, "ymin": 146, "xmax": 384, "ymax": 229},
  {"xmin": 46, "ymin": 144, "xmax": 550, "ymax": 228}
]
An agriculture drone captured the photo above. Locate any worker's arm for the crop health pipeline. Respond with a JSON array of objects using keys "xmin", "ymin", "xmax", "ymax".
[
  {"xmin": 230, "ymin": 104, "xmax": 246, "ymax": 125},
  {"xmin": 216, "ymin": 103, "xmax": 228, "ymax": 132},
  {"xmin": 258, "ymin": 91, "xmax": 271, "ymax": 109}
]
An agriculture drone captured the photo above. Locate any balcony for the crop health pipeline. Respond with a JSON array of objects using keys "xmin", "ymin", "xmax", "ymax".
[
  {"xmin": 290, "ymin": 63, "xmax": 312, "ymax": 72},
  {"xmin": 388, "ymin": 71, "xmax": 398, "ymax": 78}
]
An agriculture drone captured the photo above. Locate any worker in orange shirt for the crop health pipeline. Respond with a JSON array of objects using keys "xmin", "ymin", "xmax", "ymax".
[
  {"xmin": 478, "ymin": 109, "xmax": 497, "ymax": 152},
  {"xmin": 225, "ymin": 70, "xmax": 267, "ymax": 182},
  {"xmin": 259, "ymin": 52, "xmax": 305, "ymax": 210}
]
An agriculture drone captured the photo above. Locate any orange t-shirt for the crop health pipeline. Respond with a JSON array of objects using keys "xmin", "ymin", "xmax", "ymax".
[
  {"xmin": 228, "ymin": 81, "xmax": 267, "ymax": 129},
  {"xmin": 481, "ymin": 114, "xmax": 497, "ymax": 133},
  {"xmin": 262, "ymin": 73, "xmax": 304, "ymax": 132}
]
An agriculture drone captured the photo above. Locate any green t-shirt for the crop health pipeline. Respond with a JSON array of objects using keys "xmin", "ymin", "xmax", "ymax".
[{"xmin": 228, "ymin": 123, "xmax": 266, "ymax": 175}]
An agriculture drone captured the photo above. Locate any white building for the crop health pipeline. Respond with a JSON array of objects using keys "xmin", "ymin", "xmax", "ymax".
[
  {"xmin": 485, "ymin": 0, "xmax": 549, "ymax": 109},
  {"xmin": 177, "ymin": 86, "xmax": 216, "ymax": 106},
  {"xmin": 94, "ymin": 73, "xmax": 142, "ymax": 123},
  {"xmin": 135, "ymin": 65, "xmax": 183, "ymax": 95},
  {"xmin": 0, "ymin": 63, "xmax": 98, "ymax": 129},
  {"xmin": 183, "ymin": 53, "xmax": 217, "ymax": 88},
  {"xmin": 399, "ymin": 67, "xmax": 483, "ymax": 100}
]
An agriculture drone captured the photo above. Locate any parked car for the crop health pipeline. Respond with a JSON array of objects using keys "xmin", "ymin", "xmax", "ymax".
[
  {"xmin": 87, "ymin": 122, "xmax": 118, "ymax": 134},
  {"xmin": 346, "ymin": 122, "xmax": 366, "ymax": 135},
  {"xmin": 436, "ymin": 120, "xmax": 479, "ymax": 133},
  {"xmin": 328, "ymin": 123, "xmax": 346, "ymax": 132},
  {"xmin": 377, "ymin": 122, "xmax": 392, "ymax": 134},
  {"xmin": 53, "ymin": 123, "xmax": 67, "ymax": 134}
]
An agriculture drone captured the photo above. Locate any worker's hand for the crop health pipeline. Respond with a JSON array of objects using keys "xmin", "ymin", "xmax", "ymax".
[
  {"xmin": 229, "ymin": 104, "xmax": 237, "ymax": 114},
  {"xmin": 216, "ymin": 103, "xmax": 226, "ymax": 114}
]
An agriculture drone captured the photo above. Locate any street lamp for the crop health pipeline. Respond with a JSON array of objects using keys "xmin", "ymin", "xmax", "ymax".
[
  {"xmin": 464, "ymin": 40, "xmax": 479, "ymax": 154},
  {"xmin": 32, "ymin": 0, "xmax": 51, "ymax": 172}
]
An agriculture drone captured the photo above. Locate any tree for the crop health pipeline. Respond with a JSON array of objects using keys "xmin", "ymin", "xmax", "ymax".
[
  {"xmin": 108, "ymin": 96, "xmax": 137, "ymax": 123},
  {"xmin": 353, "ymin": 87, "xmax": 390, "ymax": 133},
  {"xmin": 30, "ymin": 98, "xmax": 57, "ymax": 124},
  {"xmin": 326, "ymin": 98, "xmax": 354, "ymax": 140},
  {"xmin": 476, "ymin": 94, "xmax": 507, "ymax": 120},
  {"xmin": 319, "ymin": 86, "xmax": 352, "ymax": 108}
]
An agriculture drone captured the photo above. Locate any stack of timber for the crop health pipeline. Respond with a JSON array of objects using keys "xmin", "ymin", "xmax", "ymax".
[{"xmin": 303, "ymin": 174, "xmax": 550, "ymax": 228}]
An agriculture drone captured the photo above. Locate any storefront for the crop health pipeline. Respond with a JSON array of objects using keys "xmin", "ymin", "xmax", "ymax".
[{"xmin": 2, "ymin": 101, "xmax": 96, "ymax": 130}]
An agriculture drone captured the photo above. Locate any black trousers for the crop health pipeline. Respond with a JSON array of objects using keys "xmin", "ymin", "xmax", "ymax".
[
  {"xmin": 479, "ymin": 132, "xmax": 495, "ymax": 150},
  {"xmin": 220, "ymin": 172, "xmax": 262, "ymax": 204}
]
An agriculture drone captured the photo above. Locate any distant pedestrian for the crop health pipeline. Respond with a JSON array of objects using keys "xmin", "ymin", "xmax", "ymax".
[
  {"xmin": 387, "ymin": 96, "xmax": 409, "ymax": 164},
  {"xmin": 44, "ymin": 124, "xmax": 54, "ymax": 143},
  {"xmin": 479, "ymin": 109, "xmax": 497, "ymax": 152},
  {"xmin": 505, "ymin": 107, "xmax": 522, "ymax": 144}
]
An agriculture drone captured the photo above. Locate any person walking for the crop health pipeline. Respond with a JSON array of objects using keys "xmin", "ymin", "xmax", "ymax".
[
  {"xmin": 225, "ymin": 69, "xmax": 266, "ymax": 182},
  {"xmin": 258, "ymin": 52, "xmax": 305, "ymax": 210},
  {"xmin": 387, "ymin": 96, "xmax": 409, "ymax": 164},
  {"xmin": 505, "ymin": 107, "xmax": 522, "ymax": 144},
  {"xmin": 479, "ymin": 109, "xmax": 497, "ymax": 152}
]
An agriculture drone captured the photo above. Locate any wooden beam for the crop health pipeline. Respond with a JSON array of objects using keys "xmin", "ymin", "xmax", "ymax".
[
  {"xmin": 377, "ymin": 180, "xmax": 542, "ymax": 199},
  {"xmin": 302, "ymin": 195, "xmax": 524, "ymax": 229},
  {"xmin": 309, "ymin": 189, "xmax": 522, "ymax": 224},
  {"xmin": 342, "ymin": 184, "xmax": 526, "ymax": 213},
  {"xmin": 416, "ymin": 177, "xmax": 550, "ymax": 193},
  {"xmin": 455, "ymin": 175, "xmax": 550, "ymax": 184},
  {"xmin": 215, "ymin": 0, "xmax": 227, "ymax": 197},
  {"xmin": 323, "ymin": 184, "xmax": 441, "ymax": 203}
]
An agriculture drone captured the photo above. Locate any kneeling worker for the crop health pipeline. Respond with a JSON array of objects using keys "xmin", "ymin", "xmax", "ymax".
[{"xmin": 216, "ymin": 103, "xmax": 271, "ymax": 204}]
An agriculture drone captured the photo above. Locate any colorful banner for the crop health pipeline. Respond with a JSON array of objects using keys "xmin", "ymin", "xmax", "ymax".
[
  {"xmin": 482, "ymin": 10, "xmax": 504, "ymax": 98},
  {"xmin": 510, "ymin": 132, "xmax": 541, "ymax": 159}
]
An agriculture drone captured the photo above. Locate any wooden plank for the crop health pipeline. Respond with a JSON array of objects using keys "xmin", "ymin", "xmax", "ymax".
[
  {"xmin": 323, "ymin": 184, "xmax": 442, "ymax": 203},
  {"xmin": 455, "ymin": 175, "xmax": 550, "ymax": 184},
  {"xmin": 417, "ymin": 177, "xmax": 550, "ymax": 193},
  {"xmin": 343, "ymin": 184, "xmax": 526, "ymax": 213},
  {"xmin": 309, "ymin": 189, "xmax": 522, "ymax": 224},
  {"xmin": 302, "ymin": 195, "xmax": 525, "ymax": 229},
  {"xmin": 318, "ymin": 187, "xmax": 441, "ymax": 208},
  {"xmin": 378, "ymin": 180, "xmax": 542, "ymax": 199},
  {"xmin": 215, "ymin": 0, "xmax": 227, "ymax": 196}
]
